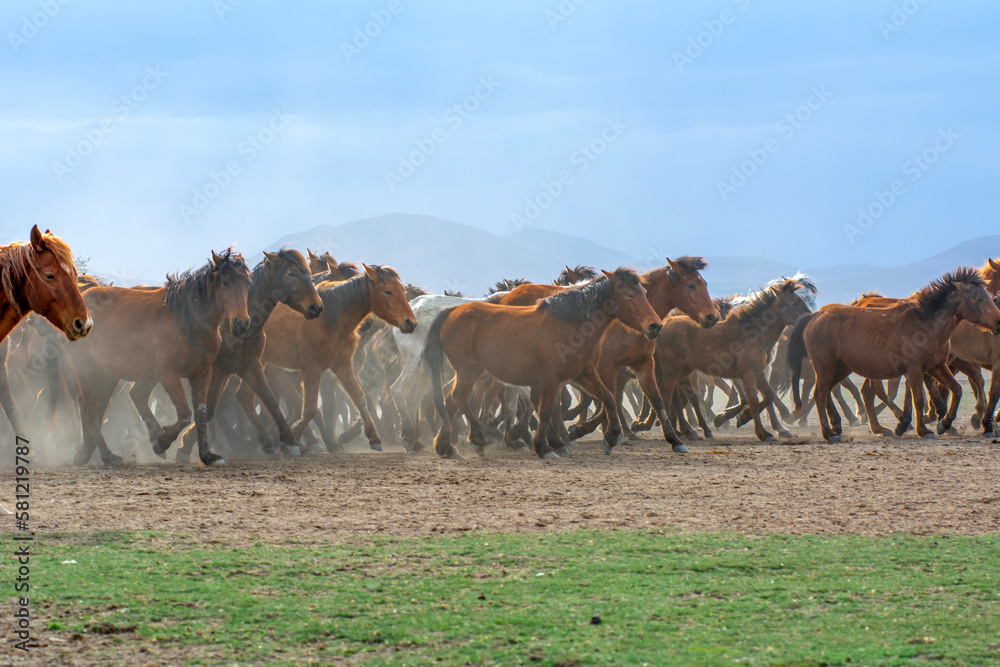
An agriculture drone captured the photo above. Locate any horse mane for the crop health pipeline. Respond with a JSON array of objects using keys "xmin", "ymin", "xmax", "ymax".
[
  {"xmin": 669, "ymin": 256, "xmax": 708, "ymax": 274},
  {"xmin": 0, "ymin": 232, "xmax": 78, "ymax": 312},
  {"xmin": 850, "ymin": 290, "xmax": 884, "ymax": 306},
  {"xmin": 250, "ymin": 248, "xmax": 309, "ymax": 297},
  {"xmin": 554, "ymin": 265, "xmax": 598, "ymax": 286},
  {"xmin": 911, "ymin": 267, "xmax": 984, "ymax": 320},
  {"xmin": 319, "ymin": 265, "xmax": 399, "ymax": 326},
  {"xmin": 164, "ymin": 248, "xmax": 247, "ymax": 341},
  {"xmin": 335, "ymin": 261, "xmax": 361, "ymax": 279},
  {"xmin": 488, "ymin": 277, "xmax": 530, "ymax": 295},
  {"xmin": 733, "ymin": 274, "xmax": 816, "ymax": 324},
  {"xmin": 713, "ymin": 295, "xmax": 737, "ymax": 321},
  {"xmin": 540, "ymin": 267, "xmax": 639, "ymax": 323},
  {"xmin": 443, "ymin": 289, "xmax": 464, "ymax": 297}
]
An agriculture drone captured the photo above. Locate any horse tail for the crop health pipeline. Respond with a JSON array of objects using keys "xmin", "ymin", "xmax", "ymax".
[
  {"xmin": 421, "ymin": 307, "xmax": 455, "ymax": 422},
  {"xmin": 787, "ymin": 312, "xmax": 814, "ymax": 411}
]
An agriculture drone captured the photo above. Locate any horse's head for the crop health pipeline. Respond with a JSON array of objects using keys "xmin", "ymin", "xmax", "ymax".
[
  {"xmin": 980, "ymin": 258, "xmax": 1000, "ymax": 297},
  {"xmin": 211, "ymin": 250, "xmax": 252, "ymax": 338},
  {"xmin": 263, "ymin": 250, "xmax": 322, "ymax": 320},
  {"xmin": 604, "ymin": 268, "xmax": 661, "ymax": 339},
  {"xmin": 365, "ymin": 264, "xmax": 417, "ymax": 334},
  {"xmin": 773, "ymin": 274, "xmax": 817, "ymax": 326},
  {"xmin": 953, "ymin": 277, "xmax": 1000, "ymax": 334},
  {"xmin": 662, "ymin": 257, "xmax": 718, "ymax": 328},
  {"xmin": 25, "ymin": 226, "xmax": 92, "ymax": 341}
]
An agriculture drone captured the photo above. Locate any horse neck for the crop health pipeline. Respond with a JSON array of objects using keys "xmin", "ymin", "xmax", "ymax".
[
  {"xmin": 247, "ymin": 266, "xmax": 280, "ymax": 331},
  {"xmin": 729, "ymin": 298, "xmax": 788, "ymax": 347},
  {"xmin": 641, "ymin": 268, "xmax": 681, "ymax": 318},
  {"xmin": 324, "ymin": 275, "xmax": 373, "ymax": 331}
]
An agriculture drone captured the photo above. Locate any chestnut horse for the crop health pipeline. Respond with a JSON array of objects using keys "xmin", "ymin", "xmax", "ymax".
[
  {"xmin": 423, "ymin": 268, "xmax": 662, "ymax": 460},
  {"xmin": 788, "ymin": 268, "xmax": 1000, "ymax": 443},
  {"xmin": 62, "ymin": 250, "xmax": 251, "ymax": 466},
  {"xmin": 169, "ymin": 249, "xmax": 323, "ymax": 461},
  {"xmin": 1, "ymin": 225, "xmax": 90, "ymax": 343},
  {"xmin": 567, "ymin": 257, "xmax": 719, "ymax": 452},
  {"xmin": 656, "ymin": 276, "xmax": 816, "ymax": 441},
  {"xmin": 251, "ymin": 265, "xmax": 416, "ymax": 450}
]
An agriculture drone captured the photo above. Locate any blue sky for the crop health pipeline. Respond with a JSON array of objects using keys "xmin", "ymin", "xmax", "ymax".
[{"xmin": 1, "ymin": 1, "xmax": 997, "ymax": 280}]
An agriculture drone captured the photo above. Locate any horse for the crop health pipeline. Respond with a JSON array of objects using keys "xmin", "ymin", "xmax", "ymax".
[
  {"xmin": 170, "ymin": 249, "xmax": 322, "ymax": 461},
  {"xmin": 788, "ymin": 268, "xmax": 1000, "ymax": 443},
  {"xmin": 253, "ymin": 265, "xmax": 416, "ymax": 451},
  {"xmin": 554, "ymin": 265, "xmax": 598, "ymax": 286},
  {"xmin": 1, "ymin": 225, "xmax": 91, "ymax": 344},
  {"xmin": 60, "ymin": 250, "xmax": 251, "ymax": 466},
  {"xmin": 656, "ymin": 275, "xmax": 816, "ymax": 441},
  {"xmin": 423, "ymin": 268, "xmax": 662, "ymax": 460},
  {"xmin": 565, "ymin": 257, "xmax": 719, "ymax": 452}
]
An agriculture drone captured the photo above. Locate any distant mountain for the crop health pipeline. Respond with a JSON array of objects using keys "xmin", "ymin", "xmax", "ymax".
[{"xmin": 258, "ymin": 213, "xmax": 999, "ymax": 305}]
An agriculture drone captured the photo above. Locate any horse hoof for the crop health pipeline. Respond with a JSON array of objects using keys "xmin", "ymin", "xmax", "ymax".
[
  {"xmin": 542, "ymin": 452, "xmax": 560, "ymax": 460},
  {"xmin": 936, "ymin": 421, "xmax": 947, "ymax": 435},
  {"xmin": 281, "ymin": 444, "xmax": 301, "ymax": 457},
  {"xmin": 202, "ymin": 453, "xmax": 226, "ymax": 467},
  {"xmin": 369, "ymin": 442, "xmax": 383, "ymax": 452},
  {"xmin": 554, "ymin": 446, "xmax": 570, "ymax": 456},
  {"xmin": 566, "ymin": 427, "xmax": 579, "ymax": 440},
  {"xmin": 922, "ymin": 433, "xmax": 937, "ymax": 441},
  {"xmin": 565, "ymin": 440, "xmax": 578, "ymax": 448},
  {"xmin": 827, "ymin": 435, "xmax": 841, "ymax": 444},
  {"xmin": 704, "ymin": 431, "xmax": 714, "ymax": 439},
  {"xmin": 672, "ymin": 444, "xmax": 689, "ymax": 453},
  {"xmin": 615, "ymin": 433, "xmax": 628, "ymax": 445},
  {"xmin": 971, "ymin": 417, "xmax": 982, "ymax": 429},
  {"xmin": 103, "ymin": 456, "xmax": 125, "ymax": 468},
  {"xmin": 153, "ymin": 447, "xmax": 167, "ymax": 460},
  {"xmin": 984, "ymin": 431, "xmax": 995, "ymax": 439},
  {"xmin": 73, "ymin": 451, "xmax": 89, "ymax": 467},
  {"xmin": 602, "ymin": 440, "xmax": 614, "ymax": 455},
  {"xmin": 778, "ymin": 430, "xmax": 793, "ymax": 439},
  {"xmin": 762, "ymin": 435, "xmax": 776, "ymax": 443}
]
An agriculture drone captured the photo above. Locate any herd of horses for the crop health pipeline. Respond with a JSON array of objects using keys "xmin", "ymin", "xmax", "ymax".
[{"xmin": 2, "ymin": 226, "xmax": 1000, "ymax": 468}]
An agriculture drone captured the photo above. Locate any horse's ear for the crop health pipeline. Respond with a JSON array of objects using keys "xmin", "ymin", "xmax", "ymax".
[
  {"xmin": 307, "ymin": 249, "xmax": 319, "ymax": 261},
  {"xmin": 211, "ymin": 250, "xmax": 224, "ymax": 269},
  {"xmin": 322, "ymin": 252, "xmax": 336, "ymax": 264},
  {"xmin": 363, "ymin": 263, "xmax": 379, "ymax": 282},
  {"xmin": 600, "ymin": 269, "xmax": 615, "ymax": 282},
  {"xmin": 263, "ymin": 251, "xmax": 279, "ymax": 264},
  {"xmin": 990, "ymin": 258, "xmax": 1000, "ymax": 272},
  {"xmin": 29, "ymin": 225, "xmax": 46, "ymax": 252}
]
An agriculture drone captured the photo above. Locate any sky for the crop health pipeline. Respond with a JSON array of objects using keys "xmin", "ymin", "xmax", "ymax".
[{"xmin": 1, "ymin": 1, "xmax": 997, "ymax": 282}]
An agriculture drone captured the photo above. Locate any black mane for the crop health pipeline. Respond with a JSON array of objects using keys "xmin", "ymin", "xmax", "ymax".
[
  {"xmin": 319, "ymin": 265, "xmax": 399, "ymax": 326},
  {"xmin": 164, "ymin": 249, "xmax": 247, "ymax": 343},
  {"xmin": 669, "ymin": 256, "xmax": 708, "ymax": 274},
  {"xmin": 912, "ymin": 267, "xmax": 984, "ymax": 320},
  {"xmin": 555, "ymin": 265, "xmax": 598, "ymax": 286},
  {"xmin": 540, "ymin": 268, "xmax": 639, "ymax": 323}
]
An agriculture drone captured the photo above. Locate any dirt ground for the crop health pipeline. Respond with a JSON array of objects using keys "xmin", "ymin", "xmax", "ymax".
[{"xmin": 2, "ymin": 415, "xmax": 1000, "ymax": 666}]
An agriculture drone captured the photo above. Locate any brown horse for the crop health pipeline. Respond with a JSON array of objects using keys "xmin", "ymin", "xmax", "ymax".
[
  {"xmin": 423, "ymin": 268, "xmax": 662, "ymax": 460},
  {"xmin": 1, "ymin": 225, "xmax": 90, "ymax": 343},
  {"xmin": 252, "ymin": 265, "xmax": 416, "ymax": 450},
  {"xmin": 788, "ymin": 268, "xmax": 1000, "ymax": 442},
  {"xmin": 62, "ymin": 250, "xmax": 251, "ymax": 466},
  {"xmin": 566, "ymin": 257, "xmax": 719, "ymax": 452},
  {"xmin": 656, "ymin": 276, "xmax": 816, "ymax": 441},
  {"xmin": 168, "ymin": 249, "xmax": 323, "ymax": 461}
]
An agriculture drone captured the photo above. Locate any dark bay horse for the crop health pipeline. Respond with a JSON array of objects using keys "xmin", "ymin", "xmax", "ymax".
[
  {"xmin": 656, "ymin": 276, "xmax": 816, "ymax": 441},
  {"xmin": 254, "ymin": 265, "xmax": 416, "ymax": 450},
  {"xmin": 567, "ymin": 257, "xmax": 719, "ymax": 452},
  {"xmin": 1, "ymin": 226, "xmax": 91, "ymax": 343},
  {"xmin": 788, "ymin": 268, "xmax": 1000, "ymax": 442},
  {"xmin": 62, "ymin": 250, "xmax": 251, "ymax": 466},
  {"xmin": 168, "ymin": 249, "xmax": 322, "ymax": 461},
  {"xmin": 423, "ymin": 268, "xmax": 662, "ymax": 460}
]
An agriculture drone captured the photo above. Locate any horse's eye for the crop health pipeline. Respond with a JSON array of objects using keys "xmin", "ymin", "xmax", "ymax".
[
  {"xmin": 384, "ymin": 290, "xmax": 392, "ymax": 296},
  {"xmin": 222, "ymin": 280, "xmax": 230, "ymax": 288},
  {"xmin": 45, "ymin": 273, "xmax": 55, "ymax": 281},
  {"xmin": 688, "ymin": 283, "xmax": 696, "ymax": 290}
]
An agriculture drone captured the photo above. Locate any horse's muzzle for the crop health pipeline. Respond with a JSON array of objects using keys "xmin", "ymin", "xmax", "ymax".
[
  {"xmin": 645, "ymin": 322, "xmax": 662, "ymax": 339},
  {"xmin": 992, "ymin": 320, "xmax": 1000, "ymax": 335},
  {"xmin": 65, "ymin": 314, "xmax": 93, "ymax": 341},
  {"xmin": 400, "ymin": 319, "xmax": 417, "ymax": 334},
  {"xmin": 231, "ymin": 317, "xmax": 252, "ymax": 339},
  {"xmin": 305, "ymin": 302, "xmax": 323, "ymax": 320},
  {"xmin": 701, "ymin": 314, "xmax": 718, "ymax": 329}
]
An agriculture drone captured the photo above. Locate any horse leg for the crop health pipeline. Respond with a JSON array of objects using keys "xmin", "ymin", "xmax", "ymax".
[
  {"xmin": 840, "ymin": 377, "xmax": 866, "ymax": 425},
  {"xmin": 128, "ymin": 379, "xmax": 162, "ymax": 444},
  {"xmin": 812, "ymin": 370, "xmax": 839, "ymax": 443},
  {"xmin": 742, "ymin": 373, "xmax": 776, "ymax": 442},
  {"xmin": 574, "ymin": 370, "xmax": 621, "ymax": 456},
  {"xmin": 953, "ymin": 361, "xmax": 985, "ymax": 429},
  {"xmin": 330, "ymin": 358, "xmax": 383, "ymax": 452},
  {"xmin": 184, "ymin": 367, "xmax": 224, "ymax": 467},
  {"xmin": 234, "ymin": 378, "xmax": 279, "ymax": 454},
  {"xmin": 906, "ymin": 371, "xmax": 935, "ymax": 440},
  {"xmin": 832, "ymin": 384, "xmax": 860, "ymax": 427},
  {"xmin": 928, "ymin": 365, "xmax": 961, "ymax": 435},
  {"xmin": 873, "ymin": 379, "xmax": 904, "ymax": 420},
  {"xmin": 980, "ymin": 367, "xmax": 1000, "ymax": 438},
  {"xmin": 765, "ymin": 400, "xmax": 792, "ymax": 438},
  {"xmin": 923, "ymin": 375, "xmax": 944, "ymax": 423},
  {"xmin": 150, "ymin": 372, "xmax": 194, "ymax": 457},
  {"xmin": 894, "ymin": 379, "xmax": 914, "ymax": 436},
  {"xmin": 631, "ymin": 357, "xmax": 687, "ymax": 452},
  {"xmin": 0, "ymin": 341, "xmax": 25, "ymax": 436},
  {"xmin": 861, "ymin": 379, "xmax": 893, "ymax": 436},
  {"xmin": 75, "ymin": 373, "xmax": 123, "ymax": 467},
  {"xmin": 240, "ymin": 361, "xmax": 300, "ymax": 456}
]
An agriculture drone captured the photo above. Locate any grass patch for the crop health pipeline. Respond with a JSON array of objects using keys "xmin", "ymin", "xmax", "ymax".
[{"xmin": 9, "ymin": 530, "xmax": 1000, "ymax": 665}]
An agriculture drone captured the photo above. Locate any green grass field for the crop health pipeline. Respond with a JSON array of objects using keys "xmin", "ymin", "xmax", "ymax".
[{"xmin": 16, "ymin": 530, "xmax": 1000, "ymax": 665}]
